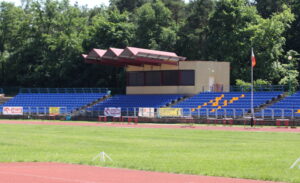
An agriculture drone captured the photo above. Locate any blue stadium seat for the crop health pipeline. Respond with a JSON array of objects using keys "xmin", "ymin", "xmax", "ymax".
[
  {"xmin": 1, "ymin": 93, "xmax": 107, "ymax": 114},
  {"xmin": 255, "ymin": 91, "xmax": 300, "ymax": 117},
  {"xmin": 88, "ymin": 94, "xmax": 184, "ymax": 115},
  {"xmin": 173, "ymin": 92, "xmax": 282, "ymax": 117}
]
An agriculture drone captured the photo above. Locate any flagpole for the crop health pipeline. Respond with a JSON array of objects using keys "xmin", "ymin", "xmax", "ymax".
[{"xmin": 251, "ymin": 48, "xmax": 254, "ymax": 127}]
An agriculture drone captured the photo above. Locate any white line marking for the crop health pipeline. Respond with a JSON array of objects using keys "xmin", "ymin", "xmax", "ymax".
[{"xmin": 290, "ymin": 158, "xmax": 300, "ymax": 169}]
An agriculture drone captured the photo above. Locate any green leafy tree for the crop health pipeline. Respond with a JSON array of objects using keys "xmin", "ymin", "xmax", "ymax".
[
  {"xmin": 285, "ymin": 0, "xmax": 300, "ymax": 54},
  {"xmin": 0, "ymin": 2, "xmax": 25, "ymax": 85},
  {"xmin": 249, "ymin": 6, "xmax": 295, "ymax": 82},
  {"xmin": 177, "ymin": 0, "xmax": 215, "ymax": 59},
  {"xmin": 84, "ymin": 9, "xmax": 135, "ymax": 49},
  {"xmin": 110, "ymin": 0, "xmax": 151, "ymax": 12},
  {"xmin": 206, "ymin": 0, "xmax": 294, "ymax": 84},
  {"xmin": 274, "ymin": 50, "xmax": 300, "ymax": 92},
  {"xmin": 206, "ymin": 0, "xmax": 258, "ymax": 82},
  {"xmin": 134, "ymin": 0, "xmax": 177, "ymax": 50},
  {"xmin": 3, "ymin": 0, "xmax": 91, "ymax": 87},
  {"xmin": 161, "ymin": 0, "xmax": 186, "ymax": 24},
  {"xmin": 254, "ymin": 0, "xmax": 292, "ymax": 18}
]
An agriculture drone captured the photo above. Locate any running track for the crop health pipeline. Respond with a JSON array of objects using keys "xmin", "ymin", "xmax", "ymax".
[{"xmin": 0, "ymin": 162, "xmax": 283, "ymax": 183}]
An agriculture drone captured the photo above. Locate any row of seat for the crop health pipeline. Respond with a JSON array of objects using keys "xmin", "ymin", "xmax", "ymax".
[
  {"xmin": 88, "ymin": 94, "xmax": 184, "ymax": 112},
  {"xmin": 2, "ymin": 91, "xmax": 298, "ymax": 118},
  {"xmin": 1, "ymin": 93, "xmax": 107, "ymax": 113},
  {"xmin": 173, "ymin": 92, "xmax": 282, "ymax": 116},
  {"xmin": 255, "ymin": 91, "xmax": 300, "ymax": 117}
]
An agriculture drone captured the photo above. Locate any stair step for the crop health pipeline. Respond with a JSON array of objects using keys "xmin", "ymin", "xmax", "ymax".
[{"xmin": 71, "ymin": 95, "xmax": 111, "ymax": 116}]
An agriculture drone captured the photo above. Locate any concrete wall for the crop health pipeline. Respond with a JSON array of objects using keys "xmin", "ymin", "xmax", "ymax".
[{"xmin": 126, "ymin": 61, "xmax": 230, "ymax": 95}]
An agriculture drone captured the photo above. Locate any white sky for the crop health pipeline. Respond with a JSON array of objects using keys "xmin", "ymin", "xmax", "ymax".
[
  {"xmin": 1, "ymin": 0, "xmax": 190, "ymax": 8},
  {"xmin": 1, "ymin": 0, "xmax": 110, "ymax": 8}
]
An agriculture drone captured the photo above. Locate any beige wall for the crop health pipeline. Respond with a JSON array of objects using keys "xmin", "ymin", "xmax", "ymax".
[{"xmin": 126, "ymin": 61, "xmax": 230, "ymax": 95}]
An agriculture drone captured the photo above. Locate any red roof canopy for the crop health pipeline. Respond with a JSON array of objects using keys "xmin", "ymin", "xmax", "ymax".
[
  {"xmin": 82, "ymin": 47, "xmax": 186, "ymax": 67},
  {"xmin": 126, "ymin": 47, "xmax": 178, "ymax": 57},
  {"xmin": 86, "ymin": 49, "xmax": 106, "ymax": 60}
]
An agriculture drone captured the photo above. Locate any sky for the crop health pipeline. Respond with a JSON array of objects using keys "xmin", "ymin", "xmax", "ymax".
[
  {"xmin": 1, "ymin": 0, "xmax": 190, "ymax": 8},
  {"xmin": 1, "ymin": 0, "xmax": 110, "ymax": 8}
]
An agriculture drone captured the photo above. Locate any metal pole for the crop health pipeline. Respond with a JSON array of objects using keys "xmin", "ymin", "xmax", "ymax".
[{"xmin": 251, "ymin": 48, "xmax": 254, "ymax": 127}]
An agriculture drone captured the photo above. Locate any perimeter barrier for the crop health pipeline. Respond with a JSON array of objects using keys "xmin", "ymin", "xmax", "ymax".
[{"xmin": 0, "ymin": 106, "xmax": 300, "ymax": 126}]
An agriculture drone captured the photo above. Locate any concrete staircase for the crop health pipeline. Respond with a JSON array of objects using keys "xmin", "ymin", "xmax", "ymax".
[
  {"xmin": 165, "ymin": 96, "xmax": 189, "ymax": 107},
  {"xmin": 71, "ymin": 95, "xmax": 111, "ymax": 116},
  {"xmin": 0, "ymin": 95, "xmax": 12, "ymax": 105},
  {"xmin": 244, "ymin": 92, "xmax": 286, "ymax": 116},
  {"xmin": 257, "ymin": 92, "xmax": 287, "ymax": 111}
]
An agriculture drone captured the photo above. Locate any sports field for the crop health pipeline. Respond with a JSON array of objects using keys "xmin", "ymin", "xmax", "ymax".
[{"xmin": 0, "ymin": 122, "xmax": 299, "ymax": 183}]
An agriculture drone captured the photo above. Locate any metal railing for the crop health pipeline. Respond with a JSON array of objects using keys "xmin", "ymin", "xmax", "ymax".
[
  {"xmin": 1, "ymin": 106, "xmax": 299, "ymax": 121},
  {"xmin": 230, "ymin": 85, "xmax": 288, "ymax": 92},
  {"xmin": 19, "ymin": 88, "xmax": 109, "ymax": 93},
  {"xmin": 201, "ymin": 85, "xmax": 288, "ymax": 92},
  {"xmin": 85, "ymin": 107, "xmax": 300, "ymax": 120},
  {"xmin": 0, "ymin": 106, "xmax": 69, "ymax": 116}
]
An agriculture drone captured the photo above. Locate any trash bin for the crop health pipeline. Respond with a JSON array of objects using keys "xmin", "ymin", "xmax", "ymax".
[{"xmin": 66, "ymin": 115, "xmax": 71, "ymax": 121}]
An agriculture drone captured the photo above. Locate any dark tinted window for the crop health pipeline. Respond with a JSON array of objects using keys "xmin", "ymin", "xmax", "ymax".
[
  {"xmin": 127, "ymin": 70, "xmax": 194, "ymax": 86},
  {"xmin": 128, "ymin": 72, "xmax": 144, "ymax": 86},
  {"xmin": 162, "ymin": 70, "xmax": 178, "ymax": 85},
  {"xmin": 145, "ymin": 71, "xmax": 161, "ymax": 86},
  {"xmin": 180, "ymin": 70, "xmax": 195, "ymax": 85}
]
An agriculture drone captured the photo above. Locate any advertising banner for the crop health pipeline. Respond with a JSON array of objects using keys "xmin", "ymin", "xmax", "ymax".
[
  {"xmin": 138, "ymin": 108, "xmax": 155, "ymax": 117},
  {"xmin": 3, "ymin": 107, "xmax": 23, "ymax": 115},
  {"xmin": 159, "ymin": 108, "xmax": 182, "ymax": 117},
  {"xmin": 49, "ymin": 107, "xmax": 60, "ymax": 115},
  {"xmin": 104, "ymin": 107, "xmax": 121, "ymax": 117}
]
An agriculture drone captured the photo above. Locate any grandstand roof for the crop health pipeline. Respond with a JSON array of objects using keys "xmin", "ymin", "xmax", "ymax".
[
  {"xmin": 87, "ymin": 49, "xmax": 106, "ymax": 59},
  {"xmin": 82, "ymin": 54, "xmax": 87, "ymax": 59},
  {"xmin": 126, "ymin": 47, "xmax": 177, "ymax": 57},
  {"xmin": 82, "ymin": 47, "xmax": 186, "ymax": 67},
  {"xmin": 103, "ymin": 48, "xmax": 124, "ymax": 59}
]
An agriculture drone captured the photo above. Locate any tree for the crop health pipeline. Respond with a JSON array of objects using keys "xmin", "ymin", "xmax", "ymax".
[
  {"xmin": 206, "ymin": 0, "xmax": 294, "ymax": 84},
  {"xmin": 134, "ymin": 0, "xmax": 177, "ymax": 50},
  {"xmin": 206, "ymin": 0, "xmax": 258, "ymax": 82},
  {"xmin": 0, "ymin": 2, "xmax": 25, "ymax": 85},
  {"xmin": 249, "ymin": 6, "xmax": 295, "ymax": 83},
  {"xmin": 176, "ymin": 0, "xmax": 215, "ymax": 59},
  {"xmin": 161, "ymin": 0, "xmax": 186, "ymax": 24},
  {"xmin": 3, "ymin": 0, "xmax": 92, "ymax": 87},
  {"xmin": 274, "ymin": 50, "xmax": 300, "ymax": 92},
  {"xmin": 1, "ymin": 0, "xmax": 299, "ymax": 90},
  {"xmin": 110, "ymin": 0, "xmax": 151, "ymax": 12},
  {"xmin": 285, "ymin": 0, "xmax": 300, "ymax": 54},
  {"xmin": 84, "ymin": 9, "xmax": 135, "ymax": 49},
  {"xmin": 254, "ymin": 0, "xmax": 292, "ymax": 18}
]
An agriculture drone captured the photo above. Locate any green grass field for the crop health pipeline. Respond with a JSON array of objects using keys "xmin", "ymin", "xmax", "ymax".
[{"xmin": 0, "ymin": 123, "xmax": 299, "ymax": 182}]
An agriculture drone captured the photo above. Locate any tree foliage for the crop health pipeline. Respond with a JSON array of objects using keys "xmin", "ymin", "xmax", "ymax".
[
  {"xmin": 0, "ymin": 0, "xmax": 299, "ymax": 90},
  {"xmin": 134, "ymin": 0, "xmax": 177, "ymax": 50}
]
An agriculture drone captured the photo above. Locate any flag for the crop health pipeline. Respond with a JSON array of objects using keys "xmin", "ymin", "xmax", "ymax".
[{"xmin": 251, "ymin": 48, "xmax": 256, "ymax": 67}]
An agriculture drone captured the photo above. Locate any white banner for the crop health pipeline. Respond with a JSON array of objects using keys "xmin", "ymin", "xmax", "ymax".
[
  {"xmin": 3, "ymin": 107, "xmax": 23, "ymax": 115},
  {"xmin": 139, "ymin": 108, "xmax": 155, "ymax": 117},
  {"xmin": 104, "ymin": 107, "xmax": 121, "ymax": 117}
]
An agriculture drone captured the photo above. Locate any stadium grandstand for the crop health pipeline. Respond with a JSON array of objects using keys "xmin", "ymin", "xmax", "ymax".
[{"xmin": 0, "ymin": 46, "xmax": 298, "ymax": 126}]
